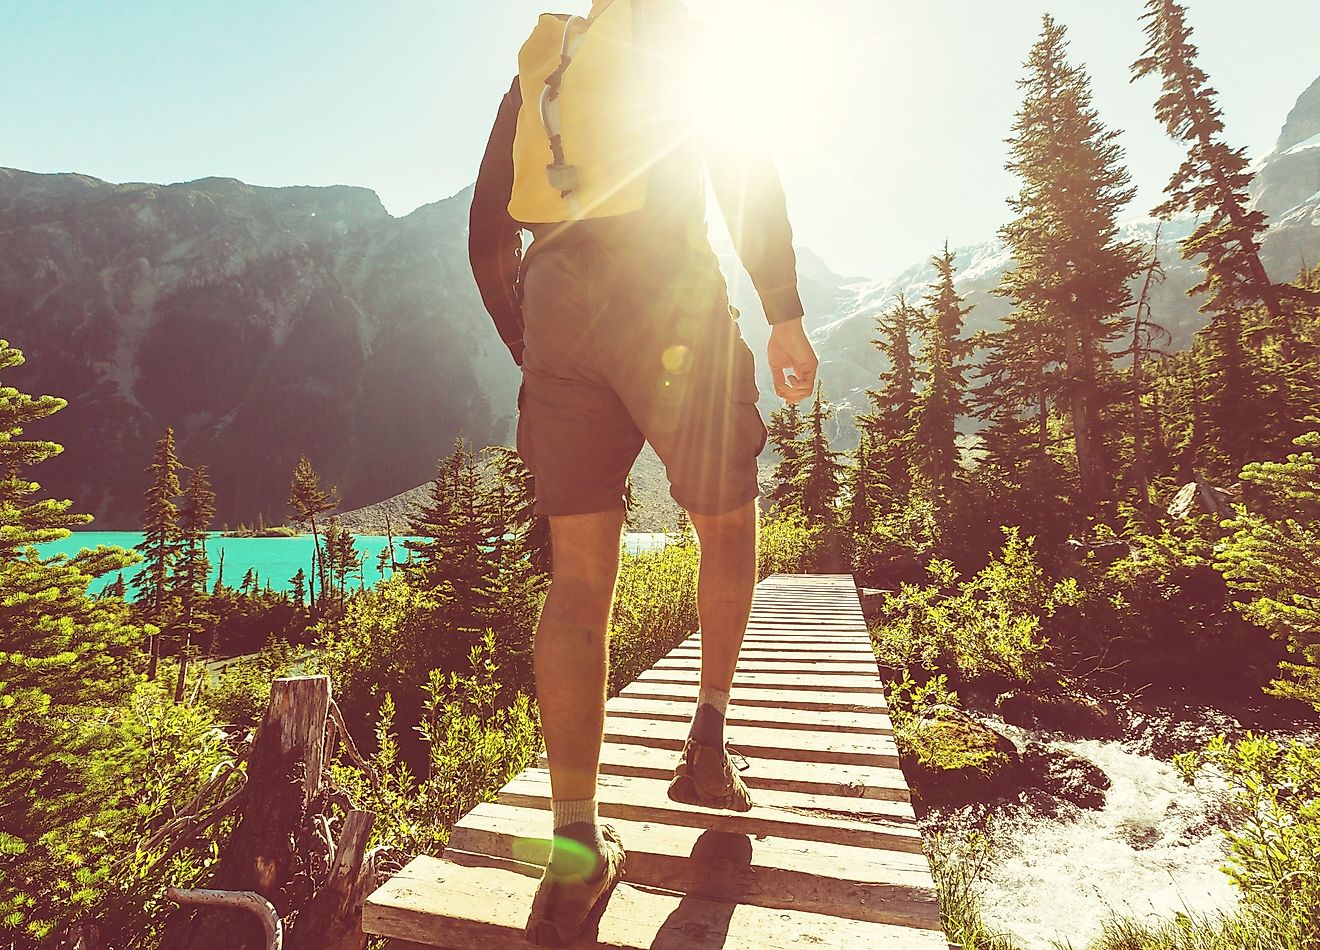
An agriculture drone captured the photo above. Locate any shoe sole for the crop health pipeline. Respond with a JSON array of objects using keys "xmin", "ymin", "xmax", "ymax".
[
  {"xmin": 525, "ymin": 834, "xmax": 627, "ymax": 947},
  {"xmin": 666, "ymin": 773, "xmax": 754, "ymax": 812}
]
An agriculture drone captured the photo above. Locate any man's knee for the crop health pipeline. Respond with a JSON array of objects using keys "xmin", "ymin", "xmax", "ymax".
[
  {"xmin": 690, "ymin": 498, "xmax": 758, "ymax": 545},
  {"xmin": 547, "ymin": 508, "xmax": 626, "ymax": 602}
]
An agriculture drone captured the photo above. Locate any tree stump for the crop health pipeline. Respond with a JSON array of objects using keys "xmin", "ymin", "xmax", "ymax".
[
  {"xmin": 287, "ymin": 810, "xmax": 377, "ymax": 950},
  {"xmin": 162, "ymin": 676, "xmax": 332, "ymax": 950}
]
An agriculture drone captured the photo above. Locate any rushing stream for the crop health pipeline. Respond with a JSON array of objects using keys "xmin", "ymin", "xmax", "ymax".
[{"xmin": 924, "ymin": 687, "xmax": 1319, "ymax": 948}]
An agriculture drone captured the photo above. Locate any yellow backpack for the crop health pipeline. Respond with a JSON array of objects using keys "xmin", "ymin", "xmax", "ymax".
[{"xmin": 508, "ymin": 0, "xmax": 677, "ymax": 224}]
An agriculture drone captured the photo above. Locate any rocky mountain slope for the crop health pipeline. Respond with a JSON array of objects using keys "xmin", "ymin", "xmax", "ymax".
[
  {"xmin": 0, "ymin": 172, "xmax": 520, "ymax": 528},
  {"xmin": 2, "ymin": 73, "xmax": 1315, "ymax": 530}
]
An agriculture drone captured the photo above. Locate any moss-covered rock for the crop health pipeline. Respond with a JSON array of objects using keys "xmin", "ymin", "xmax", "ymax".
[{"xmin": 900, "ymin": 704, "xmax": 1021, "ymax": 807}]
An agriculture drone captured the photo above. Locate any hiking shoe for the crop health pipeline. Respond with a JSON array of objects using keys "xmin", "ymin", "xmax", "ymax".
[
  {"xmin": 666, "ymin": 738, "xmax": 755, "ymax": 812},
  {"xmin": 525, "ymin": 824, "xmax": 627, "ymax": 947}
]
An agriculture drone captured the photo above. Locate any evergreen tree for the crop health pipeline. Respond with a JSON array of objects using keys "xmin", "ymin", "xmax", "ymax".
[
  {"xmin": 910, "ymin": 244, "xmax": 973, "ymax": 501},
  {"xmin": 799, "ymin": 382, "xmax": 845, "ymax": 528},
  {"xmin": 488, "ymin": 444, "xmax": 551, "ymax": 576},
  {"xmin": 0, "ymin": 340, "xmax": 90, "ymax": 555},
  {"xmin": 172, "ymin": 463, "xmax": 216, "ymax": 701},
  {"xmin": 0, "ymin": 340, "xmax": 146, "ymax": 942},
  {"xmin": 845, "ymin": 430, "xmax": 882, "ymax": 534},
  {"xmin": 860, "ymin": 294, "xmax": 919, "ymax": 507},
  {"xmin": 1132, "ymin": 0, "xmax": 1319, "ymax": 469},
  {"xmin": 322, "ymin": 514, "xmax": 361, "ymax": 613},
  {"xmin": 998, "ymin": 16, "xmax": 1143, "ymax": 508},
  {"xmin": 174, "ymin": 467, "xmax": 215, "ymax": 609},
  {"xmin": 288, "ymin": 566, "xmax": 307, "ymax": 610},
  {"xmin": 1132, "ymin": 0, "xmax": 1302, "ymax": 336},
  {"xmin": 239, "ymin": 566, "xmax": 258, "ymax": 594},
  {"xmin": 287, "ymin": 455, "xmax": 338, "ymax": 615},
  {"xmin": 765, "ymin": 401, "xmax": 808, "ymax": 513},
  {"xmin": 404, "ymin": 439, "xmax": 500, "ymax": 630},
  {"xmin": 1125, "ymin": 233, "xmax": 1172, "ymax": 501},
  {"xmin": 105, "ymin": 571, "xmax": 128, "ymax": 600},
  {"xmin": 1217, "ymin": 430, "xmax": 1320, "ymax": 711},
  {"xmin": 134, "ymin": 427, "xmax": 184, "ymax": 678}
]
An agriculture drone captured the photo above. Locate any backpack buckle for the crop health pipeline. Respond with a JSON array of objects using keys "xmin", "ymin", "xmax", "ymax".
[{"xmin": 546, "ymin": 163, "xmax": 580, "ymax": 196}]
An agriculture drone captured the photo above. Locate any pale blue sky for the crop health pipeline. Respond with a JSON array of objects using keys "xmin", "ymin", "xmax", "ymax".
[{"xmin": 3, "ymin": 1, "xmax": 1317, "ymax": 277}]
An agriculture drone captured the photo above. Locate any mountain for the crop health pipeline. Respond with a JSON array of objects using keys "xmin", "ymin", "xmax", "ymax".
[
  {"xmin": 782, "ymin": 71, "xmax": 1320, "ymax": 444},
  {"xmin": 2, "ymin": 73, "xmax": 1316, "ymax": 529},
  {"xmin": 0, "ymin": 171, "xmax": 520, "ymax": 529}
]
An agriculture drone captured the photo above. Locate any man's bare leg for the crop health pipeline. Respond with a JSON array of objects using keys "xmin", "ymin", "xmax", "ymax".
[
  {"xmin": 534, "ymin": 507, "xmax": 626, "ymax": 876},
  {"xmin": 687, "ymin": 498, "xmax": 759, "ymax": 746}
]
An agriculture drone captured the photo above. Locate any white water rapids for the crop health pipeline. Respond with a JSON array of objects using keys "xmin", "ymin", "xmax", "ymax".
[{"xmin": 926, "ymin": 692, "xmax": 1318, "ymax": 949}]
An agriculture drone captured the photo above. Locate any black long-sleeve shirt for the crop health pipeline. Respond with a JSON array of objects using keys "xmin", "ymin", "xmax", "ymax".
[{"xmin": 469, "ymin": 68, "xmax": 804, "ymax": 366}]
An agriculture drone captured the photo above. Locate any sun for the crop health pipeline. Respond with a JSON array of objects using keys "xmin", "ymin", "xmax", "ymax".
[{"xmin": 676, "ymin": 0, "xmax": 864, "ymax": 153}]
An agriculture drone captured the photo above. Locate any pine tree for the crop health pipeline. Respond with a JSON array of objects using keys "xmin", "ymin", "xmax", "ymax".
[
  {"xmin": 999, "ymin": 16, "xmax": 1143, "ymax": 509},
  {"xmin": 105, "ymin": 571, "xmax": 128, "ymax": 600},
  {"xmin": 134, "ymin": 427, "xmax": 184, "ymax": 678},
  {"xmin": 289, "ymin": 567, "xmax": 307, "ymax": 610},
  {"xmin": 1132, "ymin": 0, "xmax": 1304, "ymax": 337},
  {"xmin": 910, "ymin": 244, "xmax": 973, "ymax": 501},
  {"xmin": 845, "ymin": 430, "xmax": 881, "ymax": 533},
  {"xmin": 404, "ymin": 439, "xmax": 500, "ymax": 630},
  {"xmin": 799, "ymin": 382, "xmax": 845, "ymax": 528},
  {"xmin": 765, "ymin": 401, "xmax": 808, "ymax": 513},
  {"xmin": 0, "ymin": 340, "xmax": 145, "ymax": 940},
  {"xmin": 860, "ymin": 294, "xmax": 919, "ymax": 507},
  {"xmin": 173, "ymin": 463, "xmax": 216, "ymax": 701},
  {"xmin": 240, "ymin": 566, "xmax": 258, "ymax": 594},
  {"xmin": 1125, "ymin": 233, "xmax": 1172, "ymax": 501},
  {"xmin": 288, "ymin": 455, "xmax": 339, "ymax": 615},
  {"xmin": 488, "ymin": 444, "xmax": 551, "ymax": 576},
  {"xmin": 1132, "ymin": 0, "xmax": 1319, "ymax": 469},
  {"xmin": 0, "ymin": 341, "xmax": 90, "ymax": 556}
]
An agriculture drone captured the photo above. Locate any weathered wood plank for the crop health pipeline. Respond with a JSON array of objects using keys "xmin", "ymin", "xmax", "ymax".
[
  {"xmin": 606, "ymin": 696, "xmax": 894, "ymax": 735},
  {"xmin": 497, "ymin": 767, "xmax": 918, "ymax": 834},
  {"xmin": 371, "ymin": 856, "xmax": 950, "ymax": 949},
  {"xmin": 445, "ymin": 803, "xmax": 941, "ymax": 928},
  {"xmin": 637, "ymin": 668, "xmax": 885, "ymax": 693},
  {"xmin": 618, "ymin": 679, "xmax": 890, "ymax": 714},
  {"xmin": 601, "ymin": 714, "xmax": 901, "ymax": 768},
  {"xmin": 570, "ymin": 743, "xmax": 912, "ymax": 802}
]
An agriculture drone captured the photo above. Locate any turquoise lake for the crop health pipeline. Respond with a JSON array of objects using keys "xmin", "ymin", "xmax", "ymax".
[{"xmin": 36, "ymin": 531, "xmax": 671, "ymax": 597}]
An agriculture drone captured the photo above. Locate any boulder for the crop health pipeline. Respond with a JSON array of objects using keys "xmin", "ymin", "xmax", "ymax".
[
  {"xmin": 902, "ymin": 705, "xmax": 1021, "ymax": 807},
  {"xmin": 1167, "ymin": 481, "xmax": 1235, "ymax": 521},
  {"xmin": 995, "ymin": 688, "xmax": 1124, "ymax": 739}
]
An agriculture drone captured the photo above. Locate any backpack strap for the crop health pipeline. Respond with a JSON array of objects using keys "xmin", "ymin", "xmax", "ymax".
[{"xmin": 539, "ymin": 15, "xmax": 588, "ymax": 199}]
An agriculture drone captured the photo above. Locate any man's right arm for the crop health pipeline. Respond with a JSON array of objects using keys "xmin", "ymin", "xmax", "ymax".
[
  {"xmin": 469, "ymin": 75, "xmax": 526, "ymax": 366},
  {"xmin": 707, "ymin": 149, "xmax": 818, "ymax": 403}
]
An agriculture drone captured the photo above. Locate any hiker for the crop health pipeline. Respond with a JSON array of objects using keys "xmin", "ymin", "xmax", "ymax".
[{"xmin": 469, "ymin": 0, "xmax": 818, "ymax": 944}]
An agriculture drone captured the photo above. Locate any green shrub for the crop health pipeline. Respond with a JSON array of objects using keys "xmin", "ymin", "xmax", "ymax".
[
  {"xmin": 1175, "ymin": 732, "xmax": 1320, "ymax": 940},
  {"xmin": 330, "ymin": 630, "xmax": 539, "ymax": 868},
  {"xmin": 872, "ymin": 528, "xmax": 1068, "ymax": 684},
  {"xmin": 851, "ymin": 494, "xmax": 942, "ymax": 587},
  {"xmin": 610, "ymin": 539, "xmax": 700, "ymax": 692},
  {"xmin": 757, "ymin": 507, "xmax": 826, "ymax": 577},
  {"xmin": 1216, "ymin": 431, "xmax": 1320, "ymax": 711},
  {"xmin": 199, "ymin": 636, "xmax": 302, "ymax": 726}
]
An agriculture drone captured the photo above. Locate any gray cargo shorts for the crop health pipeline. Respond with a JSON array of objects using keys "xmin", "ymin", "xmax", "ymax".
[{"xmin": 515, "ymin": 224, "xmax": 767, "ymax": 517}]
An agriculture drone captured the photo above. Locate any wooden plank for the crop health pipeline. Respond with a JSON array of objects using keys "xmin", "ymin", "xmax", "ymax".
[
  {"xmin": 602, "ymin": 714, "xmax": 900, "ymax": 768},
  {"xmin": 371, "ymin": 856, "xmax": 950, "ymax": 949},
  {"xmin": 618, "ymin": 679, "xmax": 890, "ymax": 714},
  {"xmin": 573, "ymin": 743, "xmax": 912, "ymax": 802},
  {"xmin": 606, "ymin": 696, "xmax": 894, "ymax": 735},
  {"xmin": 446, "ymin": 803, "xmax": 942, "ymax": 929},
  {"xmin": 637, "ymin": 669, "xmax": 886, "ymax": 694},
  {"xmin": 498, "ymin": 768, "xmax": 919, "ymax": 836},
  {"xmin": 654, "ymin": 661, "xmax": 881, "ymax": 678},
  {"xmin": 668, "ymin": 645, "xmax": 877, "ymax": 660}
]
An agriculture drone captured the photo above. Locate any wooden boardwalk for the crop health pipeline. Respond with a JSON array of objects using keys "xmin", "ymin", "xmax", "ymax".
[{"xmin": 364, "ymin": 573, "xmax": 949, "ymax": 948}]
